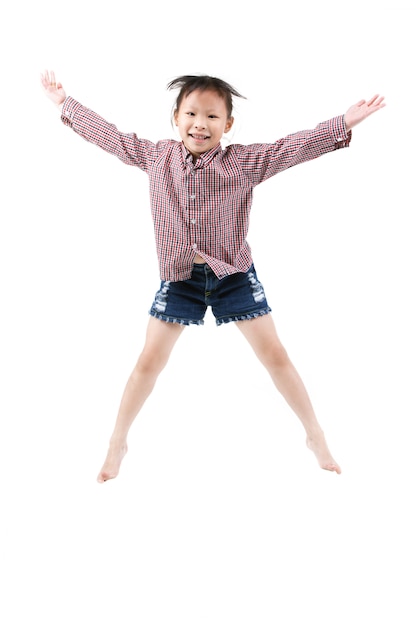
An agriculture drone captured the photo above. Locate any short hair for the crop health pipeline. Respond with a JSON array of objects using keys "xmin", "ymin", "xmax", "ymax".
[{"xmin": 167, "ymin": 74, "xmax": 246, "ymax": 118}]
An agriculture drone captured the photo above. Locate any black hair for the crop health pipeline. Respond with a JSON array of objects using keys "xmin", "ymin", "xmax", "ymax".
[{"xmin": 167, "ymin": 75, "xmax": 246, "ymax": 118}]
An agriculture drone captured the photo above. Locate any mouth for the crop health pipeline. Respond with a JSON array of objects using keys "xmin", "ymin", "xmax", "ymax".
[{"xmin": 189, "ymin": 133, "xmax": 210, "ymax": 143}]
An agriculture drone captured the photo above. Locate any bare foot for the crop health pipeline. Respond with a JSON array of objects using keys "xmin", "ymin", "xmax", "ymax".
[
  {"xmin": 97, "ymin": 441, "xmax": 128, "ymax": 483},
  {"xmin": 306, "ymin": 431, "xmax": 341, "ymax": 474}
]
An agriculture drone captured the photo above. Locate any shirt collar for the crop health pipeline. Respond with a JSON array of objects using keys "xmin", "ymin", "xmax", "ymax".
[{"xmin": 181, "ymin": 142, "xmax": 222, "ymax": 168}]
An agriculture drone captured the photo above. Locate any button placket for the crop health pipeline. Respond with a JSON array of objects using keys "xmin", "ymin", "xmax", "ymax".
[{"xmin": 188, "ymin": 164, "xmax": 198, "ymax": 252}]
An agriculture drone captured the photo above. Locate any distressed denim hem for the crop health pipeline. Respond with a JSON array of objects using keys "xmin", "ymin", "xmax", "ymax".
[
  {"xmin": 149, "ymin": 310, "xmax": 204, "ymax": 326},
  {"xmin": 215, "ymin": 306, "xmax": 272, "ymax": 326}
]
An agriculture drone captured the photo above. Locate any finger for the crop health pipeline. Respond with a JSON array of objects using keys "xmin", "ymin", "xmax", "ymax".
[
  {"xmin": 44, "ymin": 69, "xmax": 53, "ymax": 89},
  {"xmin": 368, "ymin": 96, "xmax": 386, "ymax": 112},
  {"xmin": 41, "ymin": 72, "xmax": 49, "ymax": 89},
  {"xmin": 366, "ymin": 94, "xmax": 379, "ymax": 106}
]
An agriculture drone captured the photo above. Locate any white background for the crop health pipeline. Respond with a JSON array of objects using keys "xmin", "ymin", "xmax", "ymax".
[{"xmin": 1, "ymin": 1, "xmax": 416, "ymax": 624}]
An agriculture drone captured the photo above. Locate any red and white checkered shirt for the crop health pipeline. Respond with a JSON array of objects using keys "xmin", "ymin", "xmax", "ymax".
[{"xmin": 61, "ymin": 97, "xmax": 351, "ymax": 281}]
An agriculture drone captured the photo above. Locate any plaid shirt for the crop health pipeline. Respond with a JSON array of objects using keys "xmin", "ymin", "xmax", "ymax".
[{"xmin": 61, "ymin": 97, "xmax": 351, "ymax": 281}]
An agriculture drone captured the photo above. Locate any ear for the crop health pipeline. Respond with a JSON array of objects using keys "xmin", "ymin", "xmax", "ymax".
[
  {"xmin": 173, "ymin": 110, "xmax": 179, "ymax": 126},
  {"xmin": 224, "ymin": 116, "xmax": 234, "ymax": 134}
]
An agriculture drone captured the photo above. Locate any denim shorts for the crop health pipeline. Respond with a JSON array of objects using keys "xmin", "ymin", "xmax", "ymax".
[{"xmin": 149, "ymin": 263, "xmax": 272, "ymax": 326}]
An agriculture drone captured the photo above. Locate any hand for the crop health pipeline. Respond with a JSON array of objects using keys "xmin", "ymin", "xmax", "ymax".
[
  {"xmin": 40, "ymin": 70, "xmax": 66, "ymax": 106},
  {"xmin": 344, "ymin": 95, "xmax": 385, "ymax": 131}
]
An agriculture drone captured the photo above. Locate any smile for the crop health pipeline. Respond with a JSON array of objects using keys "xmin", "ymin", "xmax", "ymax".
[{"xmin": 190, "ymin": 134, "xmax": 209, "ymax": 141}]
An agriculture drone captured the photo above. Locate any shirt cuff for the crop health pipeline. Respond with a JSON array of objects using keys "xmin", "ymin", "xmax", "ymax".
[
  {"xmin": 331, "ymin": 114, "xmax": 352, "ymax": 149},
  {"xmin": 60, "ymin": 96, "xmax": 84, "ymax": 128}
]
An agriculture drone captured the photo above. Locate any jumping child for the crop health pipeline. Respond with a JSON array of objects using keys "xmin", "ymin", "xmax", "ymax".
[{"xmin": 40, "ymin": 70, "xmax": 385, "ymax": 482}]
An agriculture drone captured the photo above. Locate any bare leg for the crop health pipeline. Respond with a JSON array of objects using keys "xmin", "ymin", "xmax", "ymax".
[
  {"xmin": 236, "ymin": 315, "xmax": 341, "ymax": 473},
  {"xmin": 97, "ymin": 317, "xmax": 185, "ymax": 482}
]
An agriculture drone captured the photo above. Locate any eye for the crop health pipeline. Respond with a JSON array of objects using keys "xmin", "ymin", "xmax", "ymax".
[
  {"xmin": 208, "ymin": 115, "xmax": 218, "ymax": 119},
  {"xmin": 186, "ymin": 112, "xmax": 195, "ymax": 116}
]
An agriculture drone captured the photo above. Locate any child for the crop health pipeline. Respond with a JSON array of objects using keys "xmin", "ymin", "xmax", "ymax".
[{"xmin": 40, "ymin": 70, "xmax": 385, "ymax": 482}]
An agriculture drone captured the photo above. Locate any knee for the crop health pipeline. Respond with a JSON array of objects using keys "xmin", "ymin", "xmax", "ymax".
[
  {"xmin": 134, "ymin": 350, "xmax": 167, "ymax": 379},
  {"xmin": 261, "ymin": 341, "xmax": 290, "ymax": 370}
]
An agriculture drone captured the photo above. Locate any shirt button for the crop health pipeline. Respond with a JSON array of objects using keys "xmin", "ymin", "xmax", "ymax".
[
  {"xmin": 191, "ymin": 219, "xmax": 196, "ymax": 224},
  {"xmin": 190, "ymin": 194, "xmax": 196, "ymax": 199},
  {"xmin": 192, "ymin": 243, "xmax": 197, "ymax": 249}
]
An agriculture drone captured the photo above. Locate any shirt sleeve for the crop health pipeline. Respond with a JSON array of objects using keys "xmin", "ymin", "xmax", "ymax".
[
  {"xmin": 235, "ymin": 115, "xmax": 352, "ymax": 186},
  {"xmin": 60, "ymin": 96, "xmax": 159, "ymax": 171}
]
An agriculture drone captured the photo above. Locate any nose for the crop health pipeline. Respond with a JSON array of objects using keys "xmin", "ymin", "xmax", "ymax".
[{"xmin": 194, "ymin": 116, "xmax": 206, "ymax": 129}]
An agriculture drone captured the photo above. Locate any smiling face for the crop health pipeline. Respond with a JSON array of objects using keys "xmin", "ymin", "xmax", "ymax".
[{"xmin": 174, "ymin": 89, "xmax": 234, "ymax": 159}]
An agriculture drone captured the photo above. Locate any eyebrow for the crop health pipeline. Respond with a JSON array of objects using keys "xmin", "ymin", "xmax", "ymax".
[{"xmin": 182, "ymin": 105, "xmax": 224, "ymax": 113}]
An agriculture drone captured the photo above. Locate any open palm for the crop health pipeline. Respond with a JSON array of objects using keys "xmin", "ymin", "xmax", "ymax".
[
  {"xmin": 40, "ymin": 70, "xmax": 66, "ymax": 106},
  {"xmin": 345, "ymin": 95, "xmax": 385, "ymax": 131}
]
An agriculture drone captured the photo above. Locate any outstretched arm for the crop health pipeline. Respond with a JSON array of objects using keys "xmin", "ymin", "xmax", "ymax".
[
  {"xmin": 40, "ymin": 70, "xmax": 66, "ymax": 107},
  {"xmin": 344, "ymin": 94, "xmax": 385, "ymax": 131},
  {"xmin": 39, "ymin": 70, "xmax": 153, "ymax": 169}
]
